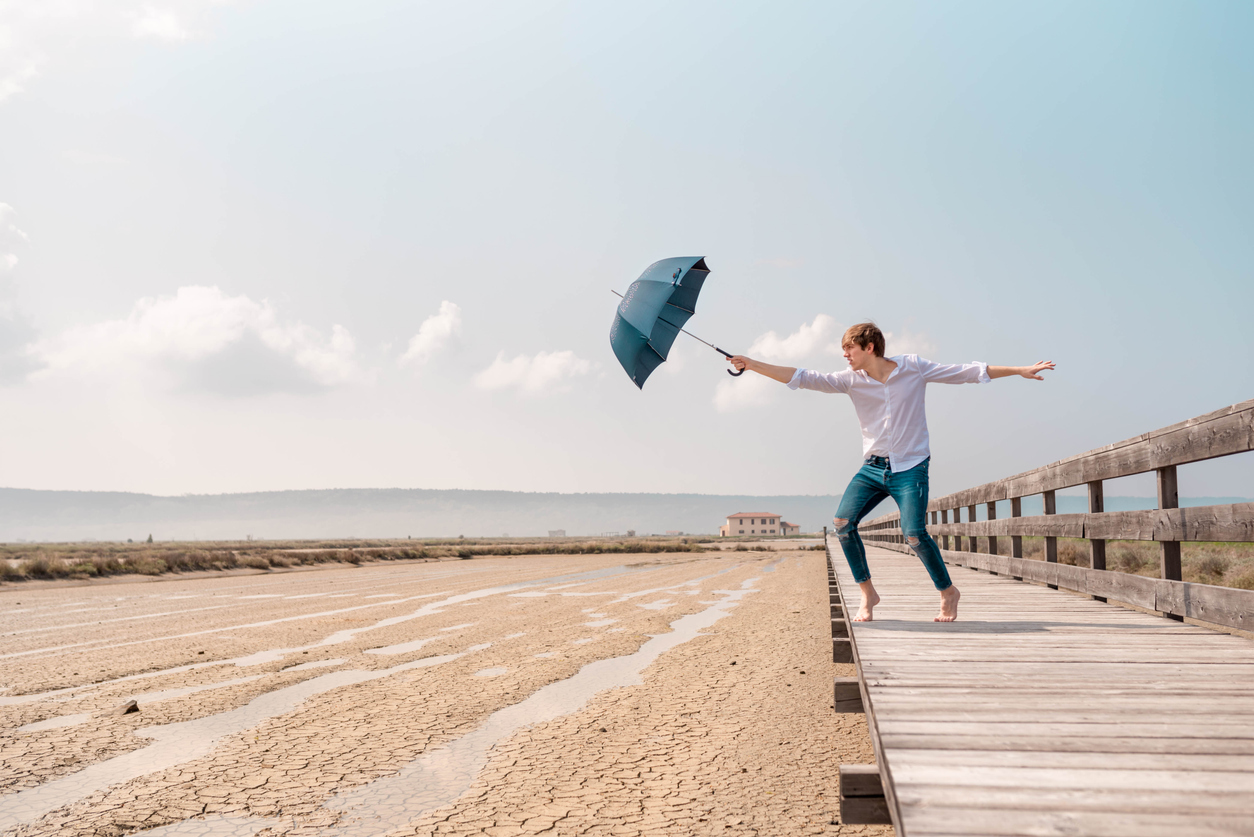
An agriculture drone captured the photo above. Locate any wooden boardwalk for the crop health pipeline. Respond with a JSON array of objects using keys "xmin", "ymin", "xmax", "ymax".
[{"xmin": 830, "ymin": 541, "xmax": 1254, "ymax": 837}]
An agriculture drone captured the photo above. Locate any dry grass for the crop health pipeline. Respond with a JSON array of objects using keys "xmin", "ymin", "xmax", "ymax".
[{"xmin": 0, "ymin": 536, "xmax": 717, "ymax": 585}]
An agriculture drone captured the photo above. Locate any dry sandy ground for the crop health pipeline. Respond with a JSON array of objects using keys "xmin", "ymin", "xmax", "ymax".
[{"xmin": 1, "ymin": 549, "xmax": 891, "ymax": 837}]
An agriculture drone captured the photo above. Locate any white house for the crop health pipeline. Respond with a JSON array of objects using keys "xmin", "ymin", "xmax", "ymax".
[{"xmin": 719, "ymin": 513, "xmax": 801, "ymax": 537}]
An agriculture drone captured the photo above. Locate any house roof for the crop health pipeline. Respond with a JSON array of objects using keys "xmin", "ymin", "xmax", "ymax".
[{"xmin": 727, "ymin": 512, "xmax": 780, "ymax": 517}]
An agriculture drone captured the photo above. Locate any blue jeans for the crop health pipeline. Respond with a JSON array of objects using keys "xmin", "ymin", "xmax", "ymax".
[{"xmin": 833, "ymin": 456, "xmax": 953, "ymax": 591}]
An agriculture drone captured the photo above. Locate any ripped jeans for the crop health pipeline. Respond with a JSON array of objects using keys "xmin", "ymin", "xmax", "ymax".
[{"xmin": 833, "ymin": 456, "xmax": 953, "ymax": 591}]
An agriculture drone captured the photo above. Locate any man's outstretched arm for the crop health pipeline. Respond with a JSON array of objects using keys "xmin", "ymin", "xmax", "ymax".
[
  {"xmin": 988, "ymin": 361, "xmax": 1056, "ymax": 380},
  {"xmin": 728, "ymin": 356, "xmax": 796, "ymax": 383}
]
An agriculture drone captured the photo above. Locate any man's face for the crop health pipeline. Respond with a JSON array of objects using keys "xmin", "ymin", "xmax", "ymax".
[{"xmin": 843, "ymin": 341, "xmax": 876, "ymax": 371}]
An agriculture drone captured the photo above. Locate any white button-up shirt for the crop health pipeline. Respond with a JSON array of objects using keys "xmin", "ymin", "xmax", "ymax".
[{"xmin": 787, "ymin": 354, "xmax": 991, "ymax": 472}]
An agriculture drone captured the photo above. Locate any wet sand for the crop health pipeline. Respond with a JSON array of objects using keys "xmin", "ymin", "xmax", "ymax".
[{"xmin": 1, "ymin": 549, "xmax": 890, "ymax": 836}]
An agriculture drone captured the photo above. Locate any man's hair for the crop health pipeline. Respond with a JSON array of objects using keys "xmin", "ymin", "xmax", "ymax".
[{"xmin": 842, "ymin": 322, "xmax": 885, "ymax": 357}]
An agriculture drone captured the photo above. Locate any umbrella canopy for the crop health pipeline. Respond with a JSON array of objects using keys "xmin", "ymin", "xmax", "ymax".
[{"xmin": 609, "ymin": 256, "xmax": 712, "ymax": 389}]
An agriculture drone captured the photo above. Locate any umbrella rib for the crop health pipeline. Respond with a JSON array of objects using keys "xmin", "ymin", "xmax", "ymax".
[{"xmin": 665, "ymin": 301, "xmax": 695, "ymax": 314}]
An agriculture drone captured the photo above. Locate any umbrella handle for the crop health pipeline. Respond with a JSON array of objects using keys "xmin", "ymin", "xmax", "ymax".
[{"xmin": 716, "ymin": 348, "xmax": 746, "ymax": 377}]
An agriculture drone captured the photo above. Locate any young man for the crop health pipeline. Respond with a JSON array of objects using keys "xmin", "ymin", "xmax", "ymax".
[{"xmin": 729, "ymin": 323, "xmax": 1053, "ymax": 622}]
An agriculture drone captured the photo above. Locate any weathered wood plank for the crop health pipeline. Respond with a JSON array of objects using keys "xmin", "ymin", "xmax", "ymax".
[
  {"xmin": 839, "ymin": 765, "xmax": 891, "ymax": 825},
  {"xmin": 903, "ymin": 807, "xmax": 1254, "ymax": 837},
  {"xmin": 878, "ymin": 733, "xmax": 1254, "ymax": 755},
  {"xmin": 888, "ymin": 748, "xmax": 1254, "ymax": 771},
  {"xmin": 934, "ymin": 548, "xmax": 1254, "ymax": 631},
  {"xmin": 923, "ymin": 399, "xmax": 1254, "ymax": 510},
  {"xmin": 897, "ymin": 786, "xmax": 1254, "ymax": 816}
]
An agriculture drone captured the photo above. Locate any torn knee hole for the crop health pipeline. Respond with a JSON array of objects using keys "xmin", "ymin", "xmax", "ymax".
[{"xmin": 906, "ymin": 536, "xmax": 920, "ymax": 547}]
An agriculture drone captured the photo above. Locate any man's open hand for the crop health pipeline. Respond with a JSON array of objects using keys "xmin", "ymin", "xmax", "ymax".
[{"xmin": 1021, "ymin": 361, "xmax": 1055, "ymax": 380}]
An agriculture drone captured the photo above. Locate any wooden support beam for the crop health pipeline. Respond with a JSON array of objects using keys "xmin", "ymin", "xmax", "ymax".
[
  {"xmin": 986, "ymin": 500, "xmax": 999, "ymax": 557},
  {"xmin": 839, "ymin": 765, "xmax": 890, "ymax": 825},
  {"xmin": 968, "ymin": 504, "xmax": 978, "ymax": 553},
  {"xmin": 1088, "ymin": 480, "xmax": 1108, "ymax": 601},
  {"xmin": 833, "ymin": 637, "xmax": 853, "ymax": 664},
  {"xmin": 833, "ymin": 676, "xmax": 863, "ymax": 713},
  {"xmin": 831, "ymin": 618, "xmax": 849, "ymax": 638},
  {"xmin": 1010, "ymin": 496, "xmax": 1023, "ymax": 578},
  {"xmin": 939, "ymin": 508, "xmax": 949, "ymax": 551},
  {"xmin": 1043, "ymin": 489, "xmax": 1058, "ymax": 589},
  {"xmin": 1158, "ymin": 464, "xmax": 1184, "ymax": 621}
]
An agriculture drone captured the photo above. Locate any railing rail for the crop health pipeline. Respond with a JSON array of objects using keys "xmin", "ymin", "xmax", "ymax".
[{"xmin": 861, "ymin": 399, "xmax": 1254, "ymax": 630}]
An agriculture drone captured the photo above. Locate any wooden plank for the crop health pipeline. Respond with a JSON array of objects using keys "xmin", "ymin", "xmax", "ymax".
[
  {"xmin": 897, "ymin": 786, "xmax": 1254, "ymax": 816},
  {"xmin": 902, "ymin": 806, "xmax": 1254, "ymax": 837},
  {"xmin": 1010, "ymin": 496, "xmax": 1023, "ymax": 560},
  {"xmin": 870, "ymin": 720, "xmax": 1254, "ymax": 738},
  {"xmin": 1089, "ymin": 480, "xmax": 1107, "ymax": 574},
  {"xmin": 934, "ymin": 548, "xmax": 1254, "ymax": 631},
  {"xmin": 1159, "ymin": 465, "xmax": 1183, "ymax": 590},
  {"xmin": 923, "ymin": 503, "xmax": 1254, "ymax": 543},
  {"xmin": 922, "ymin": 399, "xmax": 1254, "ymax": 510},
  {"xmin": 887, "ymin": 748, "xmax": 1254, "ymax": 771},
  {"xmin": 833, "ymin": 545, "xmax": 1254, "ymax": 835},
  {"xmin": 878, "ymin": 733, "xmax": 1254, "ymax": 755},
  {"xmin": 891, "ymin": 763, "xmax": 1254, "ymax": 792},
  {"xmin": 986, "ymin": 500, "xmax": 998, "ymax": 558},
  {"xmin": 839, "ymin": 765, "xmax": 890, "ymax": 826}
]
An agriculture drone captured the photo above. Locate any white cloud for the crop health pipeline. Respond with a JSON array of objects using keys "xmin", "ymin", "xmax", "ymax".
[
  {"xmin": 33, "ymin": 285, "xmax": 358, "ymax": 395},
  {"xmin": 131, "ymin": 7, "xmax": 190, "ymax": 41},
  {"xmin": 0, "ymin": 202, "xmax": 28, "ymax": 271},
  {"xmin": 714, "ymin": 314, "xmax": 842, "ymax": 413},
  {"xmin": 0, "ymin": 1, "xmax": 236, "ymax": 102},
  {"xmin": 398, "ymin": 300, "xmax": 461, "ymax": 367},
  {"xmin": 747, "ymin": 313, "xmax": 842, "ymax": 362},
  {"xmin": 474, "ymin": 350, "xmax": 593, "ymax": 395}
]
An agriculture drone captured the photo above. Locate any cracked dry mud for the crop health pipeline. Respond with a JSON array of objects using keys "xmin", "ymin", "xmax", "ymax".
[{"xmin": 1, "ymin": 548, "xmax": 891, "ymax": 836}]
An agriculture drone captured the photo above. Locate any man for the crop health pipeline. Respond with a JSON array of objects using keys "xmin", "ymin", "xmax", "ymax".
[{"xmin": 730, "ymin": 322, "xmax": 1053, "ymax": 623}]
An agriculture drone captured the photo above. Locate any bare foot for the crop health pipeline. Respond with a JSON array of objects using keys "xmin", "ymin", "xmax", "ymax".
[
  {"xmin": 934, "ymin": 585, "xmax": 960, "ymax": 622},
  {"xmin": 854, "ymin": 581, "xmax": 880, "ymax": 622}
]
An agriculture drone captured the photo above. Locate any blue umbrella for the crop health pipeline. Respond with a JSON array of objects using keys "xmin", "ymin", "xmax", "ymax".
[{"xmin": 609, "ymin": 256, "xmax": 743, "ymax": 389}]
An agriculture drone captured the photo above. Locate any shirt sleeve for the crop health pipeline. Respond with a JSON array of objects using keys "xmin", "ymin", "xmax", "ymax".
[
  {"xmin": 915, "ymin": 357, "xmax": 991, "ymax": 385},
  {"xmin": 787, "ymin": 368, "xmax": 853, "ymax": 394}
]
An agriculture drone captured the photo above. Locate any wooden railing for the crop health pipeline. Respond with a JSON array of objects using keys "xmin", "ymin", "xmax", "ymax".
[{"xmin": 860, "ymin": 399, "xmax": 1254, "ymax": 630}]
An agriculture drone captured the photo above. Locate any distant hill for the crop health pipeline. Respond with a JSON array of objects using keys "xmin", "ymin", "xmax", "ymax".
[
  {"xmin": 0, "ymin": 488, "xmax": 844, "ymax": 542},
  {"xmin": 1, "ymin": 488, "xmax": 1246, "ymax": 544}
]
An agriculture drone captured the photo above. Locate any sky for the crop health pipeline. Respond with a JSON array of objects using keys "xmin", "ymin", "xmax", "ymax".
[{"xmin": 1, "ymin": 0, "xmax": 1252, "ymax": 500}]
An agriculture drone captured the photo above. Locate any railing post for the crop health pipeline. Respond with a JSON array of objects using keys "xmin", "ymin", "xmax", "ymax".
[
  {"xmin": 986, "ymin": 501, "xmax": 998, "ymax": 557},
  {"xmin": 1157, "ymin": 465, "xmax": 1184, "ymax": 621},
  {"xmin": 1088, "ymin": 480, "xmax": 1108, "ymax": 603},
  {"xmin": 939, "ymin": 509, "xmax": 949, "ymax": 551},
  {"xmin": 1088, "ymin": 480, "xmax": 1106, "ymax": 570},
  {"xmin": 967, "ymin": 504, "xmax": 978, "ymax": 553},
  {"xmin": 1043, "ymin": 489, "xmax": 1058, "ymax": 589},
  {"xmin": 1010, "ymin": 496, "xmax": 1023, "ymax": 559}
]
